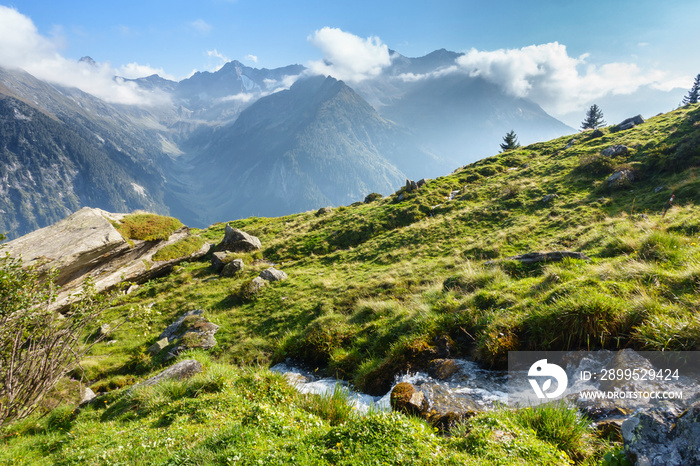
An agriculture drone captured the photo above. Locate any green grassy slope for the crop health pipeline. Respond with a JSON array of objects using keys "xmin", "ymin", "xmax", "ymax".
[
  {"xmin": 99, "ymin": 104, "xmax": 700, "ymax": 393},
  {"xmin": 2, "ymin": 104, "xmax": 699, "ymax": 464}
]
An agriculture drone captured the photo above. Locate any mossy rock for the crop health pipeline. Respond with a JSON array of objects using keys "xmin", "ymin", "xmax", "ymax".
[{"xmin": 389, "ymin": 382, "xmax": 426, "ymax": 416}]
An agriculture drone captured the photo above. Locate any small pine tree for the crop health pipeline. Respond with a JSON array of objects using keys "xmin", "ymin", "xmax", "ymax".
[
  {"xmin": 500, "ymin": 130, "xmax": 520, "ymax": 152},
  {"xmin": 682, "ymin": 74, "xmax": 700, "ymax": 105},
  {"xmin": 581, "ymin": 104, "xmax": 606, "ymax": 130}
]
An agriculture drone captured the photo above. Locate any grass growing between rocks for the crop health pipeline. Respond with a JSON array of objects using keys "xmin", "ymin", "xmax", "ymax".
[{"xmin": 4, "ymin": 105, "xmax": 700, "ymax": 464}]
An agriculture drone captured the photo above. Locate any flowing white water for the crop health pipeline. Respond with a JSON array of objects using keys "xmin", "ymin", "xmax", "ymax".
[
  {"xmin": 270, "ymin": 363, "xmax": 390, "ymax": 413},
  {"xmin": 273, "ymin": 350, "xmax": 700, "ymax": 419},
  {"xmin": 270, "ymin": 359, "xmax": 510, "ymax": 415}
]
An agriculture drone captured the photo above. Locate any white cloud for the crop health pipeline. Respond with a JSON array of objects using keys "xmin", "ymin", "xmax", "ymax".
[
  {"xmin": 206, "ymin": 49, "xmax": 230, "ymax": 71},
  {"xmin": 219, "ymin": 92, "xmax": 256, "ymax": 103},
  {"xmin": 307, "ymin": 27, "xmax": 392, "ymax": 83},
  {"xmin": 245, "ymin": 54, "xmax": 258, "ymax": 63},
  {"xmin": 454, "ymin": 42, "xmax": 685, "ymax": 114},
  {"xmin": 651, "ymin": 75, "xmax": 693, "ymax": 92},
  {"xmin": 263, "ymin": 73, "xmax": 303, "ymax": 92},
  {"xmin": 0, "ymin": 5, "xmax": 171, "ymax": 106},
  {"xmin": 118, "ymin": 62, "xmax": 176, "ymax": 81},
  {"xmin": 190, "ymin": 19, "xmax": 212, "ymax": 34}
]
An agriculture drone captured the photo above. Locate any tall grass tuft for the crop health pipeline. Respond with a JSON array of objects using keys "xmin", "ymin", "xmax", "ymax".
[
  {"xmin": 298, "ymin": 383, "xmax": 355, "ymax": 426},
  {"xmin": 509, "ymin": 402, "xmax": 595, "ymax": 463},
  {"xmin": 524, "ymin": 288, "xmax": 634, "ymax": 350},
  {"xmin": 638, "ymin": 231, "xmax": 684, "ymax": 263}
]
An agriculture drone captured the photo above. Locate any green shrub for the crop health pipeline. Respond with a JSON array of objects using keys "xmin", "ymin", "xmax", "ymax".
[
  {"xmin": 599, "ymin": 236, "xmax": 636, "ymax": 257},
  {"xmin": 577, "ymin": 153, "xmax": 617, "ymax": 175},
  {"xmin": 633, "ymin": 314, "xmax": 700, "ymax": 350},
  {"xmin": 46, "ymin": 405, "xmax": 78, "ymax": 432},
  {"xmin": 442, "ymin": 267, "xmax": 506, "ymax": 293},
  {"xmin": 293, "ymin": 315, "xmax": 354, "ymax": 366},
  {"xmin": 472, "ymin": 290, "xmax": 515, "ymax": 311},
  {"xmin": 499, "ymin": 259, "xmax": 545, "ymax": 278},
  {"xmin": 476, "ymin": 165, "xmax": 502, "ymax": 177},
  {"xmin": 364, "ymin": 192, "xmax": 383, "ymax": 203}
]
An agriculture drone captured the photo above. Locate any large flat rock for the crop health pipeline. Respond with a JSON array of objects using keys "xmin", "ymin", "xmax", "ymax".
[{"xmin": 3, "ymin": 207, "xmax": 209, "ymax": 310}]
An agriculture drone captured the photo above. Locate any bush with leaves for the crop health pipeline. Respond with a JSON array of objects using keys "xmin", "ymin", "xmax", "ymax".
[{"xmin": 0, "ymin": 244, "xmax": 112, "ymax": 426}]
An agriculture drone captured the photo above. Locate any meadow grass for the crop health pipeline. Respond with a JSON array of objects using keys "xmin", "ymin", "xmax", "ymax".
[{"xmin": 4, "ymin": 105, "xmax": 700, "ymax": 464}]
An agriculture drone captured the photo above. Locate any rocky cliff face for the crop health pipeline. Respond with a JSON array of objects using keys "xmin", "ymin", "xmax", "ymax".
[
  {"xmin": 3, "ymin": 207, "xmax": 209, "ymax": 311},
  {"xmin": 0, "ymin": 67, "xmax": 175, "ymax": 239}
]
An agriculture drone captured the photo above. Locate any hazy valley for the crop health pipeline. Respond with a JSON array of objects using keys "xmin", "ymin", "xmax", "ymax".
[{"xmin": 0, "ymin": 48, "xmax": 573, "ymax": 238}]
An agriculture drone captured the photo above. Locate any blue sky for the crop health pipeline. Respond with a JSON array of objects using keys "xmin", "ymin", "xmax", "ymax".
[{"xmin": 1, "ymin": 0, "xmax": 698, "ymax": 125}]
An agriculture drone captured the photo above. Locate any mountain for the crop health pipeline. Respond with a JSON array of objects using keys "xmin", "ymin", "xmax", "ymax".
[
  {"xmin": 131, "ymin": 60, "xmax": 306, "ymax": 126},
  {"xmin": 174, "ymin": 75, "xmax": 439, "ymax": 224},
  {"xmin": 0, "ymin": 49, "xmax": 576, "ymax": 238},
  {"xmin": 0, "ymin": 67, "xmax": 176, "ymax": 238},
  {"xmin": 353, "ymin": 50, "xmax": 575, "ymax": 165},
  {"xmin": 174, "ymin": 60, "xmax": 304, "ymax": 108}
]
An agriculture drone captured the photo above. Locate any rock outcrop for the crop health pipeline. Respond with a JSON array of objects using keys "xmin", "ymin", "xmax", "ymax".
[
  {"xmin": 429, "ymin": 359, "xmax": 460, "ymax": 380},
  {"xmin": 601, "ymin": 145, "xmax": 629, "ymax": 157},
  {"xmin": 154, "ymin": 309, "xmax": 220, "ymax": 360},
  {"xmin": 608, "ymin": 169, "xmax": 635, "ymax": 188},
  {"xmin": 247, "ymin": 276, "xmax": 269, "ymax": 294},
  {"xmin": 622, "ymin": 404, "xmax": 700, "ymax": 466},
  {"xmin": 390, "ymin": 380, "xmax": 481, "ymax": 430},
  {"xmin": 390, "ymin": 382, "xmax": 427, "ymax": 417},
  {"xmin": 614, "ymin": 115, "xmax": 645, "ymax": 131},
  {"xmin": 404, "ymin": 178, "xmax": 426, "ymax": 193},
  {"xmin": 139, "ymin": 359, "xmax": 203, "ymax": 387},
  {"xmin": 259, "ymin": 267, "xmax": 288, "ymax": 282},
  {"xmin": 2, "ymin": 207, "xmax": 209, "ymax": 311},
  {"xmin": 221, "ymin": 259, "xmax": 245, "ymax": 277},
  {"xmin": 211, "ymin": 251, "xmax": 229, "ymax": 272},
  {"xmin": 217, "ymin": 224, "xmax": 261, "ymax": 252}
]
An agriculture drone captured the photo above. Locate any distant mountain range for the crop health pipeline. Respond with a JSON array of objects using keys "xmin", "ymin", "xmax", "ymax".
[{"xmin": 0, "ymin": 49, "xmax": 574, "ymax": 238}]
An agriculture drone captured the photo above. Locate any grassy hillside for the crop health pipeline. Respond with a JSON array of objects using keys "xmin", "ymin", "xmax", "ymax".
[{"xmin": 3, "ymin": 104, "xmax": 700, "ymax": 464}]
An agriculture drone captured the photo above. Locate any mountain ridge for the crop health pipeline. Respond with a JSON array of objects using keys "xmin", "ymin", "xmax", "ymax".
[{"xmin": 0, "ymin": 48, "xmax": 576, "ymax": 238}]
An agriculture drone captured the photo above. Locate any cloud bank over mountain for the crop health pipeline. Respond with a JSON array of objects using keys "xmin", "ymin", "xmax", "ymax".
[
  {"xmin": 454, "ymin": 42, "xmax": 688, "ymax": 115},
  {"xmin": 0, "ymin": 5, "xmax": 688, "ymax": 122},
  {"xmin": 306, "ymin": 27, "xmax": 392, "ymax": 83},
  {"xmin": 0, "ymin": 5, "xmax": 171, "ymax": 106}
]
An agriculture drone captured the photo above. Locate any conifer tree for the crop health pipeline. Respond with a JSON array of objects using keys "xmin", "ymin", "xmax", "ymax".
[
  {"xmin": 500, "ymin": 130, "xmax": 520, "ymax": 152},
  {"xmin": 581, "ymin": 104, "xmax": 606, "ymax": 130},
  {"xmin": 682, "ymin": 74, "xmax": 700, "ymax": 105}
]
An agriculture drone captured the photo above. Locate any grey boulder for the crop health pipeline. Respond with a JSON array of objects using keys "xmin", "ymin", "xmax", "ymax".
[
  {"xmin": 221, "ymin": 259, "xmax": 245, "ymax": 277},
  {"xmin": 218, "ymin": 224, "xmax": 261, "ymax": 252},
  {"xmin": 259, "ymin": 267, "xmax": 288, "ymax": 282},
  {"xmin": 601, "ymin": 145, "xmax": 629, "ymax": 157},
  {"xmin": 139, "ymin": 359, "xmax": 203, "ymax": 387},
  {"xmin": 615, "ymin": 115, "xmax": 645, "ymax": 131}
]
